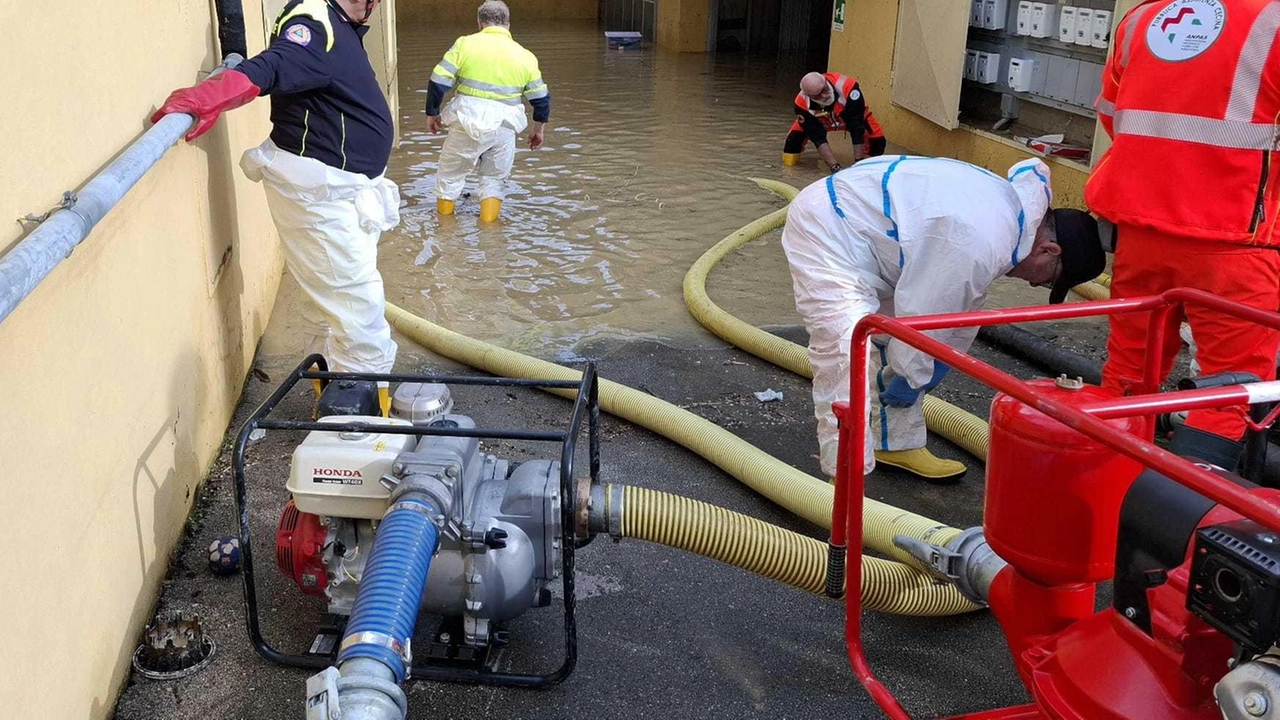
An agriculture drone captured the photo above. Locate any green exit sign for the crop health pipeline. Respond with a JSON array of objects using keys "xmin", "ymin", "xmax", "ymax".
[{"xmin": 833, "ymin": 0, "xmax": 846, "ymax": 31}]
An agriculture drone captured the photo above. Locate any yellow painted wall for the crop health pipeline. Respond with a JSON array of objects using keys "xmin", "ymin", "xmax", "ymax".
[
  {"xmin": 0, "ymin": 2, "xmax": 395, "ymax": 718},
  {"xmin": 829, "ymin": 0, "xmax": 1091, "ymax": 208},
  {"xmin": 397, "ymin": 0, "xmax": 598, "ymax": 23},
  {"xmin": 657, "ymin": 0, "xmax": 712, "ymax": 52}
]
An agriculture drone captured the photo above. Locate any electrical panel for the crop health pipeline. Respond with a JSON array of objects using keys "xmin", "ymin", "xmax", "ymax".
[{"xmin": 963, "ymin": 0, "xmax": 1114, "ymax": 130}]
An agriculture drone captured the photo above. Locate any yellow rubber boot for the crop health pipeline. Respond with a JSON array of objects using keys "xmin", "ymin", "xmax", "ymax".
[
  {"xmin": 479, "ymin": 198, "xmax": 502, "ymax": 223},
  {"xmin": 874, "ymin": 448, "xmax": 967, "ymax": 483},
  {"xmin": 782, "ymin": 152, "xmax": 801, "ymax": 167},
  {"xmin": 377, "ymin": 381, "xmax": 392, "ymax": 418},
  {"xmin": 437, "ymin": 198, "xmax": 456, "ymax": 215}
]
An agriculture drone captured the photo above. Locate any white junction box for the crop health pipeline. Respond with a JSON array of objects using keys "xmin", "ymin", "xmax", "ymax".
[
  {"xmin": 1046, "ymin": 55, "xmax": 1081, "ymax": 102},
  {"xmin": 1075, "ymin": 8, "xmax": 1094, "ymax": 45},
  {"xmin": 984, "ymin": 0, "xmax": 1009, "ymax": 30},
  {"xmin": 1016, "ymin": 1, "xmax": 1033, "ymax": 34},
  {"xmin": 1075, "ymin": 62, "xmax": 1100, "ymax": 107},
  {"xmin": 1008, "ymin": 57, "xmax": 1037, "ymax": 92},
  {"xmin": 1028, "ymin": 51, "xmax": 1050, "ymax": 95},
  {"xmin": 971, "ymin": 0, "xmax": 985, "ymax": 26},
  {"xmin": 1030, "ymin": 3, "xmax": 1058, "ymax": 37},
  {"xmin": 965, "ymin": 49, "xmax": 980, "ymax": 80},
  {"xmin": 287, "ymin": 415, "xmax": 417, "ymax": 520},
  {"xmin": 977, "ymin": 51, "xmax": 1003, "ymax": 84},
  {"xmin": 1092, "ymin": 9, "xmax": 1112, "ymax": 49},
  {"xmin": 1058, "ymin": 6, "xmax": 1077, "ymax": 43}
]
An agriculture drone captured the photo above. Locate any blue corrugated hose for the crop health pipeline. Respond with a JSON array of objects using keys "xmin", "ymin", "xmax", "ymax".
[{"xmin": 336, "ymin": 496, "xmax": 440, "ymax": 682}]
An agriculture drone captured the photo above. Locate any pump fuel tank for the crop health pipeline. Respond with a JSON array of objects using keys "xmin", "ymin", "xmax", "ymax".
[{"xmin": 985, "ymin": 379, "xmax": 1145, "ymax": 585}]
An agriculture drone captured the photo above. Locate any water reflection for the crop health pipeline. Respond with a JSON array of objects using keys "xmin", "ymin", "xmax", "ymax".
[{"xmin": 383, "ymin": 20, "xmax": 827, "ymax": 352}]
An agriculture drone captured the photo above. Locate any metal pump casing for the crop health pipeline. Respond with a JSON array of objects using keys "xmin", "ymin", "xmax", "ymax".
[{"xmin": 278, "ymin": 413, "xmax": 563, "ymax": 647}]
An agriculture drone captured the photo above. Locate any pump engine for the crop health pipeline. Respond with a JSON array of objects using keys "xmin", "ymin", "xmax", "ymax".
[{"xmin": 273, "ymin": 382, "xmax": 563, "ymax": 649}]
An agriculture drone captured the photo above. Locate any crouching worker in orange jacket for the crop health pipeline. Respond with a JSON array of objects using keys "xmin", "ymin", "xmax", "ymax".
[
  {"xmin": 783, "ymin": 72, "xmax": 886, "ymax": 173},
  {"xmin": 1088, "ymin": 0, "xmax": 1280, "ymax": 468}
]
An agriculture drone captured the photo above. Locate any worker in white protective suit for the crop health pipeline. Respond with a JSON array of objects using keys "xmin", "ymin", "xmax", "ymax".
[
  {"xmin": 426, "ymin": 1, "xmax": 551, "ymax": 223},
  {"xmin": 781, "ymin": 156, "xmax": 1107, "ymax": 482},
  {"xmin": 153, "ymin": 0, "xmax": 400, "ymax": 415}
]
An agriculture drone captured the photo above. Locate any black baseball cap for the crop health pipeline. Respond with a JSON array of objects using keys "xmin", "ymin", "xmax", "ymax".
[{"xmin": 1048, "ymin": 209, "xmax": 1108, "ymax": 304}]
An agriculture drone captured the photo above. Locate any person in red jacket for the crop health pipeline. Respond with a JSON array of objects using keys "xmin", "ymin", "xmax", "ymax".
[
  {"xmin": 783, "ymin": 71, "xmax": 886, "ymax": 173},
  {"xmin": 1088, "ymin": 0, "xmax": 1280, "ymax": 467}
]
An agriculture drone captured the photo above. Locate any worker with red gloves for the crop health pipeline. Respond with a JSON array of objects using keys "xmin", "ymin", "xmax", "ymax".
[
  {"xmin": 152, "ymin": 0, "xmax": 399, "ymax": 412},
  {"xmin": 1088, "ymin": 0, "xmax": 1280, "ymax": 468},
  {"xmin": 783, "ymin": 71, "xmax": 886, "ymax": 173}
]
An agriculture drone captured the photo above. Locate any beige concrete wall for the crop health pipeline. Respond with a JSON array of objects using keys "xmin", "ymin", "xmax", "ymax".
[
  {"xmin": 657, "ymin": 0, "xmax": 712, "ymax": 52},
  {"xmin": 398, "ymin": 0, "xmax": 599, "ymax": 23},
  {"xmin": 829, "ymin": 0, "xmax": 1091, "ymax": 207},
  {"xmin": 0, "ymin": 3, "xmax": 393, "ymax": 718}
]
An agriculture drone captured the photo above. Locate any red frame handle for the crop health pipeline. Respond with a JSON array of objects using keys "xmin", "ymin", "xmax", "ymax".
[{"xmin": 835, "ymin": 288, "xmax": 1280, "ymax": 720}]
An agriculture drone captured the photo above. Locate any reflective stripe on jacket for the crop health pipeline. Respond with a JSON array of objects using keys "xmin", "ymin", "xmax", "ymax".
[
  {"xmin": 431, "ymin": 26, "xmax": 547, "ymax": 106},
  {"xmin": 1086, "ymin": 0, "xmax": 1280, "ymax": 244}
]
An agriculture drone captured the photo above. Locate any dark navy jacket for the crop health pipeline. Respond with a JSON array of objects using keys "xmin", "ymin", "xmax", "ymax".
[{"xmin": 237, "ymin": 0, "xmax": 393, "ymax": 178}]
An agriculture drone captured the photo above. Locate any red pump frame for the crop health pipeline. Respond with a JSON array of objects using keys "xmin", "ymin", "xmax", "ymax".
[{"xmin": 832, "ymin": 288, "xmax": 1280, "ymax": 720}]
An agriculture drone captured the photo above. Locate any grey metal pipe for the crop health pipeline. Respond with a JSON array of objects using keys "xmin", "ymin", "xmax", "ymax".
[{"xmin": 0, "ymin": 54, "xmax": 243, "ymax": 326}]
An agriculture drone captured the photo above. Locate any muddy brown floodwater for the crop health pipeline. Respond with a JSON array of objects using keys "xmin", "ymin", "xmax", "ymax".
[{"xmin": 380, "ymin": 20, "xmax": 838, "ymax": 356}]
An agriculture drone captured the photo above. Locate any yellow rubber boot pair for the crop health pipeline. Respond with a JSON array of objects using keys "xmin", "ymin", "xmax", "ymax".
[
  {"xmin": 437, "ymin": 198, "xmax": 456, "ymax": 215},
  {"xmin": 781, "ymin": 152, "xmax": 801, "ymax": 167},
  {"xmin": 875, "ymin": 448, "xmax": 967, "ymax": 483}
]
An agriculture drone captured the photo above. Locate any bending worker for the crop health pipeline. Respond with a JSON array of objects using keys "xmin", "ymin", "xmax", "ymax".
[
  {"xmin": 783, "ymin": 71, "xmax": 886, "ymax": 173},
  {"xmin": 1088, "ymin": 0, "xmax": 1280, "ymax": 468},
  {"xmin": 782, "ymin": 157, "xmax": 1106, "ymax": 481},
  {"xmin": 152, "ymin": 0, "xmax": 399, "ymax": 412},
  {"xmin": 428, "ymin": 0, "xmax": 550, "ymax": 223}
]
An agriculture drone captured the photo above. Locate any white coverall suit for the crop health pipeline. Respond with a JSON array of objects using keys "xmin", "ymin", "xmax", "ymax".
[
  {"xmin": 436, "ymin": 95, "xmax": 526, "ymax": 203},
  {"xmin": 781, "ymin": 157, "xmax": 1054, "ymax": 477},
  {"xmin": 241, "ymin": 139, "xmax": 401, "ymax": 373}
]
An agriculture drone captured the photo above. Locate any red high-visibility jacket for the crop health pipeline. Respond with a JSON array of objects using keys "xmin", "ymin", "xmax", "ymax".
[
  {"xmin": 1086, "ymin": 0, "xmax": 1280, "ymax": 245},
  {"xmin": 790, "ymin": 72, "xmax": 884, "ymax": 139}
]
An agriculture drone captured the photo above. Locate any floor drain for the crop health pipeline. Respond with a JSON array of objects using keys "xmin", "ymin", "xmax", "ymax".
[{"xmin": 132, "ymin": 612, "xmax": 216, "ymax": 680}]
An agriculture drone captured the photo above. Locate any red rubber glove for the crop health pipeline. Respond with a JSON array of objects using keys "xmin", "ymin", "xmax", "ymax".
[{"xmin": 151, "ymin": 70, "xmax": 261, "ymax": 141}]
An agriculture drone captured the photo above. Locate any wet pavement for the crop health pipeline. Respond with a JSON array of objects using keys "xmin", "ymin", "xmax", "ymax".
[{"xmin": 113, "ymin": 19, "xmax": 1117, "ymax": 720}]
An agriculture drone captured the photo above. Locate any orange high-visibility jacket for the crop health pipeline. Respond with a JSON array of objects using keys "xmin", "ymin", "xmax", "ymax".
[
  {"xmin": 790, "ymin": 72, "xmax": 885, "ymax": 138},
  {"xmin": 1086, "ymin": 0, "xmax": 1280, "ymax": 245}
]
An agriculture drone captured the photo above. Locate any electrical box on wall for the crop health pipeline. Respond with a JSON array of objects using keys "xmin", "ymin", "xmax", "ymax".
[
  {"xmin": 1091, "ymin": 10, "xmax": 1112, "ymax": 49},
  {"xmin": 1008, "ymin": 57, "xmax": 1037, "ymax": 92},
  {"xmin": 976, "ymin": 51, "xmax": 1003, "ymax": 84},
  {"xmin": 965, "ymin": 49, "xmax": 980, "ymax": 80},
  {"xmin": 971, "ymin": 0, "xmax": 985, "ymax": 27},
  {"xmin": 984, "ymin": 0, "xmax": 1009, "ymax": 31},
  {"xmin": 1029, "ymin": 3, "xmax": 1057, "ymax": 38},
  {"xmin": 1016, "ymin": 1, "xmax": 1033, "ymax": 35},
  {"xmin": 1059, "ymin": 6, "xmax": 1077, "ymax": 43},
  {"xmin": 1074, "ymin": 8, "xmax": 1094, "ymax": 46}
]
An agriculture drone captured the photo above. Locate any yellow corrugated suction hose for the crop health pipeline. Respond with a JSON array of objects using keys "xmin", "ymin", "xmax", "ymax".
[
  {"xmin": 385, "ymin": 303, "xmax": 965, "ymax": 577},
  {"xmin": 615, "ymin": 484, "xmax": 978, "ymax": 616},
  {"xmin": 685, "ymin": 179, "xmax": 992, "ymax": 462}
]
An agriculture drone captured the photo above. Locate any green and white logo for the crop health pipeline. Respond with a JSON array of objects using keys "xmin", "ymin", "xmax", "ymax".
[
  {"xmin": 833, "ymin": 0, "xmax": 847, "ymax": 32},
  {"xmin": 1146, "ymin": 0, "xmax": 1226, "ymax": 61}
]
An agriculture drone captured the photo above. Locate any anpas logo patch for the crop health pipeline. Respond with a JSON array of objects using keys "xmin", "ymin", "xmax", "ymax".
[{"xmin": 1146, "ymin": 0, "xmax": 1226, "ymax": 61}]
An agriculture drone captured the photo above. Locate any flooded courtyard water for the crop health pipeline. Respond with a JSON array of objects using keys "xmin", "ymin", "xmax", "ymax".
[{"xmin": 379, "ymin": 20, "xmax": 833, "ymax": 355}]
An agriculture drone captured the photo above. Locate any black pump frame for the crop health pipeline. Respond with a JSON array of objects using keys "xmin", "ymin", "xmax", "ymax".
[{"xmin": 231, "ymin": 354, "xmax": 601, "ymax": 687}]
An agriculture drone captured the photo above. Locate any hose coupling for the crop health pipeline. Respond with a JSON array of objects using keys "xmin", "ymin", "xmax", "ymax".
[
  {"xmin": 587, "ymin": 483, "xmax": 624, "ymax": 537},
  {"xmin": 893, "ymin": 527, "xmax": 1006, "ymax": 605}
]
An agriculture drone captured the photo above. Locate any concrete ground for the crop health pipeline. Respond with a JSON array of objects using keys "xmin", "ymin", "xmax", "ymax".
[{"xmin": 113, "ymin": 304, "xmax": 1115, "ymax": 719}]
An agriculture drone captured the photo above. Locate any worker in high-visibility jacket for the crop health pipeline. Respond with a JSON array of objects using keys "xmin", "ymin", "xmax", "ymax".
[
  {"xmin": 151, "ymin": 0, "xmax": 399, "ymax": 415},
  {"xmin": 427, "ymin": 0, "xmax": 550, "ymax": 223},
  {"xmin": 783, "ymin": 71, "xmax": 886, "ymax": 173},
  {"xmin": 1088, "ymin": 0, "xmax": 1280, "ymax": 469}
]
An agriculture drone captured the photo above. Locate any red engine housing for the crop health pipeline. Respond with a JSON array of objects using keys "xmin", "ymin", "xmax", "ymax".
[
  {"xmin": 276, "ymin": 500, "xmax": 329, "ymax": 596},
  {"xmin": 985, "ymin": 380, "xmax": 1144, "ymax": 586}
]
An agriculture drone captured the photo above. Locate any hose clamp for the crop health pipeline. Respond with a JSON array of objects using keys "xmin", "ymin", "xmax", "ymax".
[
  {"xmin": 339, "ymin": 631, "xmax": 413, "ymax": 666},
  {"xmin": 386, "ymin": 500, "xmax": 439, "ymax": 523}
]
